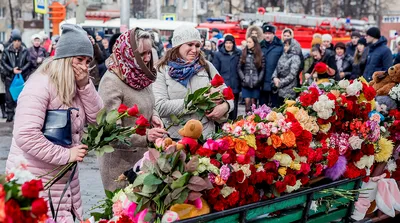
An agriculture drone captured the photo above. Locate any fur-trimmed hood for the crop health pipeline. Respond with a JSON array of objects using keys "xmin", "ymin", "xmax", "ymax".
[{"xmin": 246, "ymin": 25, "xmax": 264, "ymax": 43}]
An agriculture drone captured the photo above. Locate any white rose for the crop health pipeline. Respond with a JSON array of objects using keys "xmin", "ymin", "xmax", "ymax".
[
  {"xmin": 349, "ymin": 136, "xmax": 364, "ymax": 150},
  {"xmin": 221, "ymin": 186, "xmax": 236, "ymax": 198},
  {"xmin": 338, "ymin": 79, "xmax": 350, "ymax": 89},
  {"xmin": 387, "ymin": 159, "xmax": 397, "ymax": 172},
  {"xmin": 317, "ymin": 109, "xmax": 333, "ymax": 120},
  {"xmin": 346, "ymin": 80, "xmax": 362, "ymax": 96}
]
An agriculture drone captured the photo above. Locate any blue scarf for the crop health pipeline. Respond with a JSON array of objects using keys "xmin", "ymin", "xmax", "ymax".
[{"xmin": 168, "ymin": 58, "xmax": 204, "ymax": 87}]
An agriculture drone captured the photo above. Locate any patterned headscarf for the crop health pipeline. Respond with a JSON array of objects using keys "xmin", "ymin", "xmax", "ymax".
[{"xmin": 106, "ymin": 29, "xmax": 155, "ymax": 90}]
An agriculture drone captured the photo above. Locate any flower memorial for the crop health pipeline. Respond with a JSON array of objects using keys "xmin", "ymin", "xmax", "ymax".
[
  {"xmin": 1, "ymin": 159, "xmax": 49, "ymax": 222},
  {"xmin": 86, "ymin": 77, "xmax": 400, "ymax": 222}
]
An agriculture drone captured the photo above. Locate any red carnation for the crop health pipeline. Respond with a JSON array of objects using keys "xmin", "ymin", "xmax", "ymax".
[
  {"xmin": 284, "ymin": 174, "xmax": 297, "ymax": 187},
  {"xmin": 21, "ymin": 179, "xmax": 43, "ymax": 199},
  {"xmin": 314, "ymin": 62, "xmax": 328, "ymax": 74},
  {"xmin": 265, "ymin": 172, "xmax": 276, "ymax": 184},
  {"xmin": 207, "ymin": 187, "xmax": 221, "ymax": 198},
  {"xmin": 210, "ymin": 74, "xmax": 225, "ymax": 87},
  {"xmin": 363, "ymin": 83, "xmax": 376, "ymax": 101},
  {"xmin": 235, "ymin": 170, "xmax": 245, "ymax": 183},
  {"xmin": 227, "ymin": 191, "xmax": 240, "ymax": 207},
  {"xmin": 222, "ymin": 87, "xmax": 235, "ymax": 100},
  {"xmin": 314, "ymin": 148, "xmax": 324, "ymax": 162},
  {"xmin": 361, "ymin": 143, "xmax": 375, "ymax": 156},
  {"xmin": 275, "ymin": 181, "xmax": 287, "ymax": 193},
  {"xmin": 117, "ymin": 104, "xmax": 129, "ymax": 114},
  {"xmin": 263, "ymin": 145, "xmax": 276, "ymax": 159},
  {"xmin": 299, "ymin": 163, "xmax": 311, "ymax": 175},
  {"xmin": 299, "ymin": 93, "xmax": 314, "ymax": 107},
  {"xmin": 127, "ymin": 104, "xmax": 140, "ymax": 117},
  {"xmin": 221, "ymin": 151, "xmax": 234, "ymax": 164},
  {"xmin": 327, "ymin": 148, "xmax": 339, "ymax": 168},
  {"xmin": 197, "ymin": 147, "xmax": 215, "ymax": 157},
  {"xmin": 314, "ymin": 164, "xmax": 324, "ymax": 177},
  {"xmin": 135, "ymin": 115, "xmax": 150, "ymax": 127},
  {"xmin": 300, "ymin": 175, "xmax": 310, "ymax": 185},
  {"xmin": 264, "ymin": 162, "xmax": 277, "ymax": 172},
  {"xmin": 210, "ymin": 159, "xmax": 221, "ymax": 168},
  {"xmin": 214, "ymin": 201, "xmax": 226, "ymax": 211},
  {"xmin": 327, "ymin": 92, "xmax": 337, "ymax": 101},
  {"xmin": 31, "ymin": 198, "xmax": 48, "ymax": 217},
  {"xmin": 344, "ymin": 163, "xmax": 364, "ymax": 179}
]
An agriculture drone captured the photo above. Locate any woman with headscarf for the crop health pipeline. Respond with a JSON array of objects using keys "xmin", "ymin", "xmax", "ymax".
[
  {"xmin": 154, "ymin": 26, "xmax": 234, "ymax": 139},
  {"xmin": 98, "ymin": 28, "xmax": 167, "ymax": 191}
]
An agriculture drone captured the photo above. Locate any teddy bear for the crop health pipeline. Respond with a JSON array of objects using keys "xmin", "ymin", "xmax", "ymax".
[
  {"xmin": 369, "ymin": 64, "xmax": 400, "ymax": 96},
  {"xmin": 176, "ymin": 119, "xmax": 203, "ymax": 152}
]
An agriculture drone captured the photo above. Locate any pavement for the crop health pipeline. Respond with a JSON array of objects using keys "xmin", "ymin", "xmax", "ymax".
[{"xmin": 0, "ymin": 105, "xmax": 246, "ymax": 220}]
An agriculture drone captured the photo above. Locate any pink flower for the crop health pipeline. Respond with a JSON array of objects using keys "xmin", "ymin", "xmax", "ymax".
[
  {"xmin": 193, "ymin": 198, "xmax": 203, "ymax": 209},
  {"xmin": 220, "ymin": 165, "xmax": 231, "ymax": 181},
  {"xmin": 208, "ymin": 173, "xmax": 216, "ymax": 183},
  {"xmin": 216, "ymin": 139, "xmax": 229, "ymax": 151},
  {"xmin": 204, "ymin": 139, "xmax": 219, "ymax": 151},
  {"xmin": 112, "ymin": 200, "xmax": 123, "ymax": 216}
]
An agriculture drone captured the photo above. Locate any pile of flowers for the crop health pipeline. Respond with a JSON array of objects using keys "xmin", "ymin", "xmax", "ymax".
[
  {"xmin": 88, "ymin": 77, "xmax": 400, "ymax": 222},
  {"xmin": 1, "ymin": 159, "xmax": 49, "ymax": 222}
]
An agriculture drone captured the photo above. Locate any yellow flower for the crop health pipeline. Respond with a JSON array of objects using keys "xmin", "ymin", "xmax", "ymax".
[
  {"xmin": 286, "ymin": 106, "xmax": 300, "ymax": 115},
  {"xmin": 242, "ymin": 134, "xmax": 257, "ymax": 149},
  {"xmin": 290, "ymin": 162, "xmax": 301, "ymax": 171},
  {"xmin": 285, "ymin": 100, "xmax": 296, "ymax": 107},
  {"xmin": 359, "ymin": 76, "xmax": 368, "ymax": 85},
  {"xmin": 320, "ymin": 123, "xmax": 331, "ymax": 133},
  {"xmin": 375, "ymin": 138, "xmax": 394, "ymax": 162},
  {"xmin": 278, "ymin": 167, "xmax": 287, "ymax": 177},
  {"xmin": 370, "ymin": 100, "xmax": 376, "ymax": 110},
  {"xmin": 267, "ymin": 111, "xmax": 278, "ymax": 122}
]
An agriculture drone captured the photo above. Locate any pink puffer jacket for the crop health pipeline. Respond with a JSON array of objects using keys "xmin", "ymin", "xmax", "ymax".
[{"xmin": 6, "ymin": 73, "xmax": 103, "ymax": 222}]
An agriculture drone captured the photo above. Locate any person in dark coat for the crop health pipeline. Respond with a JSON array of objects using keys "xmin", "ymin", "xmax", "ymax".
[
  {"xmin": 351, "ymin": 38, "xmax": 369, "ymax": 80},
  {"xmin": 394, "ymin": 39, "xmax": 400, "ymax": 65},
  {"xmin": 363, "ymin": 27, "xmax": 393, "ymax": 82},
  {"xmin": 272, "ymin": 38, "xmax": 302, "ymax": 107},
  {"xmin": 28, "ymin": 34, "xmax": 48, "ymax": 73},
  {"xmin": 259, "ymin": 24, "xmax": 284, "ymax": 107},
  {"xmin": 305, "ymin": 44, "xmax": 337, "ymax": 85},
  {"xmin": 334, "ymin": 42, "xmax": 353, "ymax": 80},
  {"xmin": 1, "ymin": 33, "xmax": 31, "ymax": 122},
  {"xmin": 346, "ymin": 31, "xmax": 361, "ymax": 58},
  {"xmin": 237, "ymin": 36, "xmax": 265, "ymax": 113},
  {"xmin": 212, "ymin": 34, "xmax": 241, "ymax": 120},
  {"xmin": 4, "ymin": 29, "xmax": 27, "ymax": 48}
]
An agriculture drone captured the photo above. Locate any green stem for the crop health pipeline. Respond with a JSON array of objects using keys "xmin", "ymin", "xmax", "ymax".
[
  {"xmin": 44, "ymin": 162, "xmax": 75, "ymax": 189},
  {"xmin": 37, "ymin": 165, "xmax": 64, "ymax": 178},
  {"xmin": 165, "ymin": 113, "xmax": 185, "ymax": 131}
]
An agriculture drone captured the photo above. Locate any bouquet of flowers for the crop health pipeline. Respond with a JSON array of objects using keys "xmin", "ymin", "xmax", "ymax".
[
  {"xmin": 167, "ymin": 74, "xmax": 234, "ymax": 130},
  {"xmin": 43, "ymin": 104, "xmax": 150, "ymax": 190},
  {"xmin": 1, "ymin": 159, "xmax": 49, "ymax": 222}
]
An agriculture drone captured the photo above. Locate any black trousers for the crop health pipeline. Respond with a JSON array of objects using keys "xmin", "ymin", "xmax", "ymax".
[
  {"xmin": 5, "ymin": 79, "xmax": 16, "ymax": 119},
  {"xmin": 228, "ymin": 93, "xmax": 240, "ymax": 121},
  {"xmin": 259, "ymin": 91, "xmax": 280, "ymax": 108}
]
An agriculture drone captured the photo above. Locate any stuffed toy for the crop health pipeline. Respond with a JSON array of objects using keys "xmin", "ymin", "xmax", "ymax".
[
  {"xmin": 176, "ymin": 119, "xmax": 203, "ymax": 152},
  {"xmin": 369, "ymin": 64, "xmax": 400, "ymax": 96},
  {"xmin": 169, "ymin": 198, "xmax": 210, "ymax": 220},
  {"xmin": 369, "ymin": 96, "xmax": 397, "ymax": 123}
]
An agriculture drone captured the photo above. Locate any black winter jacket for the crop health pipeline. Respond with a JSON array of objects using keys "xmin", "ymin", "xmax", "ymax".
[
  {"xmin": 237, "ymin": 49, "xmax": 265, "ymax": 89},
  {"xmin": 1, "ymin": 45, "xmax": 31, "ymax": 81}
]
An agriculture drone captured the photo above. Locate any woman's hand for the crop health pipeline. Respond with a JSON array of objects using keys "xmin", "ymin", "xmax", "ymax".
[
  {"xmin": 69, "ymin": 145, "xmax": 88, "ymax": 163},
  {"xmin": 147, "ymin": 128, "xmax": 168, "ymax": 142},
  {"xmin": 73, "ymin": 63, "xmax": 90, "ymax": 89},
  {"xmin": 339, "ymin": 72, "xmax": 345, "ymax": 79},
  {"xmin": 151, "ymin": 116, "xmax": 164, "ymax": 128},
  {"xmin": 273, "ymin": 78, "xmax": 280, "ymax": 88},
  {"xmin": 206, "ymin": 102, "xmax": 229, "ymax": 120}
]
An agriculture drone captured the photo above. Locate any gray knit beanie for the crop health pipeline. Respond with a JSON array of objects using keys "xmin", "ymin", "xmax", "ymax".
[
  {"xmin": 54, "ymin": 24, "xmax": 93, "ymax": 60},
  {"xmin": 172, "ymin": 25, "xmax": 201, "ymax": 48}
]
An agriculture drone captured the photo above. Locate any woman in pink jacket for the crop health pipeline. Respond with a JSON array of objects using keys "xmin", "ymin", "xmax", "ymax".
[{"xmin": 6, "ymin": 24, "xmax": 103, "ymax": 222}]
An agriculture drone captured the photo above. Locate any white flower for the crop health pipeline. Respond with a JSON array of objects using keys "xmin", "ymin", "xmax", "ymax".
[
  {"xmin": 310, "ymin": 201, "xmax": 319, "ymax": 212},
  {"xmin": 387, "ymin": 159, "xmax": 397, "ymax": 172},
  {"xmin": 312, "ymin": 95, "xmax": 335, "ymax": 120},
  {"xmin": 285, "ymin": 180, "xmax": 302, "ymax": 193},
  {"xmin": 9, "ymin": 168, "xmax": 36, "ymax": 184},
  {"xmin": 349, "ymin": 136, "xmax": 364, "ymax": 150},
  {"xmin": 355, "ymin": 155, "xmax": 375, "ymax": 169},
  {"xmin": 221, "ymin": 186, "xmax": 236, "ymax": 198},
  {"xmin": 197, "ymin": 164, "xmax": 207, "ymax": 173},
  {"xmin": 389, "ymin": 84, "xmax": 400, "ymax": 101},
  {"xmin": 338, "ymin": 79, "xmax": 350, "ymax": 89},
  {"xmin": 241, "ymin": 164, "xmax": 252, "ymax": 178},
  {"xmin": 346, "ymin": 79, "xmax": 363, "ymax": 96}
]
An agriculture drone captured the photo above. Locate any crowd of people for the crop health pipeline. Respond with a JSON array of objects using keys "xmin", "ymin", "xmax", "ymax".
[{"xmin": 0, "ymin": 23, "xmax": 400, "ymax": 222}]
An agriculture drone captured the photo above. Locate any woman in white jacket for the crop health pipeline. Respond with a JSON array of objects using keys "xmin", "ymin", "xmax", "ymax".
[{"xmin": 153, "ymin": 26, "xmax": 234, "ymax": 139}]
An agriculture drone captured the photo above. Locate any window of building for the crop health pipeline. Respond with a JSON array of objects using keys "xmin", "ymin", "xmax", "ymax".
[
  {"xmin": 200, "ymin": 1, "xmax": 205, "ymax": 10},
  {"xmin": 183, "ymin": 0, "xmax": 188, "ymax": 9},
  {"xmin": 0, "ymin": 7, "xmax": 5, "ymax": 18},
  {"xmin": 15, "ymin": 9, "xmax": 21, "ymax": 19},
  {"xmin": 0, "ymin": 32, "xmax": 6, "ymax": 42}
]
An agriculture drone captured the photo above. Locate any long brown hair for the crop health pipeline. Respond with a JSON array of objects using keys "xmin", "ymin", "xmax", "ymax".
[
  {"xmin": 156, "ymin": 46, "xmax": 209, "ymax": 73},
  {"xmin": 240, "ymin": 36, "xmax": 262, "ymax": 70},
  {"xmin": 353, "ymin": 46, "xmax": 364, "ymax": 65}
]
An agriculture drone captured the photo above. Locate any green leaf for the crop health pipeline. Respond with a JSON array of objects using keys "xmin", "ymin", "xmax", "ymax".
[
  {"xmin": 96, "ymin": 108, "xmax": 107, "ymax": 125},
  {"xmin": 91, "ymin": 212, "xmax": 105, "ymax": 221},
  {"xmin": 142, "ymin": 185, "xmax": 158, "ymax": 194},
  {"xmin": 171, "ymin": 170, "xmax": 182, "ymax": 179},
  {"xmin": 94, "ymin": 127, "xmax": 104, "ymax": 144},
  {"xmin": 106, "ymin": 110, "xmax": 119, "ymax": 124},
  {"xmin": 171, "ymin": 186, "xmax": 187, "ymax": 200},
  {"xmin": 105, "ymin": 190, "xmax": 114, "ymax": 199},
  {"xmin": 144, "ymin": 210, "xmax": 153, "ymax": 222},
  {"xmin": 197, "ymin": 103, "xmax": 209, "ymax": 111},
  {"xmin": 143, "ymin": 174, "xmax": 163, "ymax": 186},
  {"xmin": 174, "ymin": 188, "xmax": 189, "ymax": 204},
  {"xmin": 101, "ymin": 145, "xmax": 114, "ymax": 153},
  {"xmin": 133, "ymin": 173, "xmax": 150, "ymax": 187},
  {"xmin": 210, "ymin": 91, "xmax": 221, "ymax": 98},
  {"xmin": 171, "ymin": 172, "xmax": 190, "ymax": 190},
  {"xmin": 157, "ymin": 157, "xmax": 172, "ymax": 173},
  {"xmin": 95, "ymin": 150, "xmax": 105, "ymax": 157},
  {"xmin": 104, "ymin": 133, "xmax": 118, "ymax": 142},
  {"xmin": 135, "ymin": 197, "xmax": 150, "ymax": 215},
  {"xmin": 216, "ymin": 153, "xmax": 222, "ymax": 161},
  {"xmin": 185, "ymin": 156, "xmax": 199, "ymax": 173}
]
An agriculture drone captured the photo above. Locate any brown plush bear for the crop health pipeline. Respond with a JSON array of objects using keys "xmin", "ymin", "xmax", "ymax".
[
  {"xmin": 176, "ymin": 120, "xmax": 203, "ymax": 151},
  {"xmin": 369, "ymin": 64, "xmax": 400, "ymax": 96}
]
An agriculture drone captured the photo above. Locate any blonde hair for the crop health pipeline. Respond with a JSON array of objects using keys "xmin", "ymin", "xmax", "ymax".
[{"xmin": 35, "ymin": 57, "xmax": 76, "ymax": 106}]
